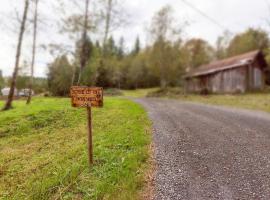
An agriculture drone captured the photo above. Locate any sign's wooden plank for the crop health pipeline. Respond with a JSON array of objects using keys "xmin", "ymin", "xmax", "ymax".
[{"xmin": 70, "ymin": 86, "xmax": 103, "ymax": 108}]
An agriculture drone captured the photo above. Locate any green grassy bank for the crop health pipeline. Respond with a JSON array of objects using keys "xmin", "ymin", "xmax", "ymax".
[{"xmin": 0, "ymin": 97, "xmax": 151, "ymax": 200}]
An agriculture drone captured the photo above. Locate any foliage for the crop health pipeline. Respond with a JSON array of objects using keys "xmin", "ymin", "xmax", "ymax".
[
  {"xmin": 46, "ymin": 4, "xmax": 270, "ymax": 96},
  {"xmin": 215, "ymin": 31, "xmax": 232, "ymax": 59},
  {"xmin": 33, "ymin": 78, "xmax": 49, "ymax": 94},
  {"xmin": 6, "ymin": 76, "xmax": 48, "ymax": 94},
  {"xmin": 0, "ymin": 97, "xmax": 151, "ymax": 199},
  {"xmin": 148, "ymin": 5, "xmax": 185, "ymax": 89},
  {"xmin": 104, "ymin": 88, "xmax": 123, "ymax": 96},
  {"xmin": 227, "ymin": 28, "xmax": 270, "ymax": 60},
  {"xmin": 147, "ymin": 87, "xmax": 184, "ymax": 97},
  {"xmin": 47, "ymin": 55, "xmax": 73, "ymax": 96},
  {"xmin": 182, "ymin": 38, "xmax": 215, "ymax": 69},
  {"xmin": 216, "ymin": 28, "xmax": 270, "ymax": 84},
  {"xmin": 131, "ymin": 36, "xmax": 141, "ymax": 56},
  {"xmin": 122, "ymin": 88, "xmax": 159, "ymax": 98}
]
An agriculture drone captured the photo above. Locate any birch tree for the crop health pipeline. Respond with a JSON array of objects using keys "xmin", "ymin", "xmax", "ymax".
[
  {"xmin": 100, "ymin": 0, "xmax": 126, "ymax": 55},
  {"xmin": 102, "ymin": 0, "xmax": 112, "ymax": 54},
  {"xmin": 3, "ymin": 0, "xmax": 30, "ymax": 111},
  {"xmin": 77, "ymin": 0, "xmax": 91, "ymax": 85},
  {"xmin": 56, "ymin": 0, "xmax": 94, "ymax": 85},
  {"xmin": 148, "ymin": 5, "xmax": 183, "ymax": 89},
  {"xmin": 26, "ymin": 0, "xmax": 39, "ymax": 104}
]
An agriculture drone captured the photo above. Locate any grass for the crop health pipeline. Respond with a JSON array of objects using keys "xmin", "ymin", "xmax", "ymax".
[
  {"xmin": 146, "ymin": 87, "xmax": 270, "ymax": 113},
  {"xmin": 0, "ymin": 97, "xmax": 151, "ymax": 200},
  {"xmin": 176, "ymin": 93, "xmax": 270, "ymax": 113},
  {"xmin": 122, "ymin": 88, "xmax": 158, "ymax": 98}
]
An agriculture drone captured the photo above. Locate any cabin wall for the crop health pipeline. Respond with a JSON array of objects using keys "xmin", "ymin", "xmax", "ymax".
[
  {"xmin": 247, "ymin": 61, "xmax": 265, "ymax": 91},
  {"xmin": 185, "ymin": 66, "xmax": 248, "ymax": 94},
  {"xmin": 185, "ymin": 78, "xmax": 201, "ymax": 93},
  {"xmin": 219, "ymin": 67, "xmax": 246, "ymax": 93},
  {"xmin": 184, "ymin": 53, "xmax": 267, "ymax": 94}
]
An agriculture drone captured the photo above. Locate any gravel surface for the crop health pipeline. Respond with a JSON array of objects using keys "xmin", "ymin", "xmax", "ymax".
[{"xmin": 135, "ymin": 98, "xmax": 270, "ymax": 200}]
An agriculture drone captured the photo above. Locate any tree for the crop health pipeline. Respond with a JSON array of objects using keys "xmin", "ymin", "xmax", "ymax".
[
  {"xmin": 77, "ymin": 0, "xmax": 91, "ymax": 85},
  {"xmin": 96, "ymin": 61, "xmax": 111, "ymax": 88},
  {"xmin": 80, "ymin": 43, "xmax": 101, "ymax": 86},
  {"xmin": 100, "ymin": 0, "xmax": 126, "ymax": 50},
  {"xmin": 227, "ymin": 28, "xmax": 270, "ymax": 57},
  {"xmin": 47, "ymin": 55, "xmax": 73, "ymax": 96},
  {"xmin": 27, "ymin": 0, "xmax": 39, "ymax": 105},
  {"xmin": 215, "ymin": 31, "xmax": 232, "ymax": 59},
  {"xmin": 102, "ymin": 0, "xmax": 113, "ymax": 51},
  {"xmin": 0, "ymin": 70, "xmax": 4, "ymax": 91},
  {"xmin": 105, "ymin": 36, "xmax": 117, "ymax": 57},
  {"xmin": 3, "ymin": 0, "xmax": 30, "ymax": 111},
  {"xmin": 131, "ymin": 36, "xmax": 141, "ymax": 56},
  {"xmin": 117, "ymin": 37, "xmax": 125, "ymax": 60},
  {"xmin": 95, "ymin": 0, "xmax": 127, "ymax": 88},
  {"xmin": 148, "ymin": 5, "xmax": 183, "ymax": 88},
  {"xmin": 149, "ymin": 40, "xmax": 184, "ymax": 88},
  {"xmin": 182, "ymin": 38, "xmax": 214, "ymax": 70},
  {"xmin": 75, "ymin": 36, "xmax": 93, "ymax": 83},
  {"xmin": 127, "ymin": 52, "xmax": 152, "ymax": 89}
]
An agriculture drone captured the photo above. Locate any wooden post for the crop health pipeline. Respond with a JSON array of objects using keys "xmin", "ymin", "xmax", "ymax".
[
  {"xmin": 87, "ymin": 105, "xmax": 93, "ymax": 165},
  {"xmin": 70, "ymin": 87, "xmax": 103, "ymax": 167}
]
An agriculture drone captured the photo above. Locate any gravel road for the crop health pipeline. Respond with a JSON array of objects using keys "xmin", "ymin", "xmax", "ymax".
[{"xmin": 135, "ymin": 98, "xmax": 270, "ymax": 200}]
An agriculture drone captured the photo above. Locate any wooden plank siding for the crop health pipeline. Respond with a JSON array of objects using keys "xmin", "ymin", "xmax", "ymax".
[
  {"xmin": 185, "ymin": 67, "xmax": 248, "ymax": 94},
  {"xmin": 184, "ymin": 50, "xmax": 268, "ymax": 94}
]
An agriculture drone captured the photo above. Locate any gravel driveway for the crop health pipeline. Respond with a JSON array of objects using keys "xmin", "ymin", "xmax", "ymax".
[{"xmin": 135, "ymin": 98, "xmax": 270, "ymax": 200}]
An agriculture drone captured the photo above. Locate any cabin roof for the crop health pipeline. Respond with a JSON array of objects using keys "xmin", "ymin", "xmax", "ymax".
[{"xmin": 184, "ymin": 50, "xmax": 267, "ymax": 78}]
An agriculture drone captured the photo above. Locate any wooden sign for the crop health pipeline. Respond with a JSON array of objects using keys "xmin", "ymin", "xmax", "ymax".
[
  {"xmin": 70, "ymin": 86, "xmax": 103, "ymax": 108},
  {"xmin": 70, "ymin": 86, "xmax": 104, "ymax": 166}
]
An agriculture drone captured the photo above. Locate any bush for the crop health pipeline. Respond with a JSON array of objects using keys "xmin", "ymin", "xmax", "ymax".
[
  {"xmin": 104, "ymin": 88, "xmax": 123, "ymax": 96},
  {"xmin": 147, "ymin": 87, "xmax": 184, "ymax": 97}
]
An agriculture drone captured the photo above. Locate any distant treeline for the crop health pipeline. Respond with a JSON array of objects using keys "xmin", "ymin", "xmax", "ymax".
[
  {"xmin": 0, "ymin": 74, "xmax": 48, "ymax": 94},
  {"xmin": 47, "ymin": 27, "xmax": 270, "ymax": 96},
  {"xmin": 1, "ymin": 28, "xmax": 269, "ymax": 97},
  {"xmin": 2, "ymin": 3, "xmax": 270, "ymax": 100}
]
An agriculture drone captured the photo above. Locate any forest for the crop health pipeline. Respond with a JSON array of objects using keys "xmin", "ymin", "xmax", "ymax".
[{"xmin": 1, "ymin": 0, "xmax": 270, "ymax": 102}]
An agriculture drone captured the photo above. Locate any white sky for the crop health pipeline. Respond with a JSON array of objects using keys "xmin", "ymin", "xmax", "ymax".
[{"xmin": 0, "ymin": 0, "xmax": 269, "ymax": 77}]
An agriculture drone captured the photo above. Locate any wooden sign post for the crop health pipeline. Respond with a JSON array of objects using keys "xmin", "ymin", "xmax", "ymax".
[{"xmin": 70, "ymin": 86, "xmax": 103, "ymax": 166}]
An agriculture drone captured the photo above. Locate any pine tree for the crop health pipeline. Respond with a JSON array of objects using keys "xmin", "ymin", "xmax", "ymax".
[
  {"xmin": 117, "ymin": 37, "xmax": 125, "ymax": 59},
  {"xmin": 132, "ymin": 36, "xmax": 141, "ymax": 56}
]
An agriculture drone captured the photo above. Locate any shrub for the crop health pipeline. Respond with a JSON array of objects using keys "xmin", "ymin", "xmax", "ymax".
[
  {"xmin": 147, "ymin": 87, "xmax": 184, "ymax": 97},
  {"xmin": 104, "ymin": 88, "xmax": 123, "ymax": 96}
]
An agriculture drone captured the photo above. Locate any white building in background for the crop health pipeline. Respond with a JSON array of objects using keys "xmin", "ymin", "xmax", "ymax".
[
  {"xmin": 1, "ymin": 88, "xmax": 18, "ymax": 96},
  {"xmin": 19, "ymin": 89, "xmax": 35, "ymax": 97}
]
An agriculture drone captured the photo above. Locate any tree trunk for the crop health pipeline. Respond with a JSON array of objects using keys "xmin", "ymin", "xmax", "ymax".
[
  {"xmin": 77, "ymin": 0, "xmax": 90, "ymax": 86},
  {"xmin": 102, "ymin": 0, "xmax": 112, "ymax": 56},
  {"xmin": 3, "ymin": 0, "xmax": 29, "ymax": 111},
  {"xmin": 27, "ymin": 0, "xmax": 39, "ymax": 105}
]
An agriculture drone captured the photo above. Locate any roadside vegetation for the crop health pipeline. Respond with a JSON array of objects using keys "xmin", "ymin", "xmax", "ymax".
[
  {"xmin": 145, "ymin": 87, "xmax": 270, "ymax": 113},
  {"xmin": 123, "ymin": 88, "xmax": 159, "ymax": 98},
  {"xmin": 0, "ymin": 97, "xmax": 151, "ymax": 200},
  {"xmin": 177, "ymin": 93, "xmax": 270, "ymax": 113}
]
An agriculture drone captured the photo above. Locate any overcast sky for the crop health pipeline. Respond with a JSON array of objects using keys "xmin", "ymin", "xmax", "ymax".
[{"xmin": 0, "ymin": 0, "xmax": 269, "ymax": 77}]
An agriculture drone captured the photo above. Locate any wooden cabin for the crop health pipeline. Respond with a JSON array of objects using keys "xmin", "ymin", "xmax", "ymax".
[{"xmin": 184, "ymin": 50, "xmax": 268, "ymax": 94}]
